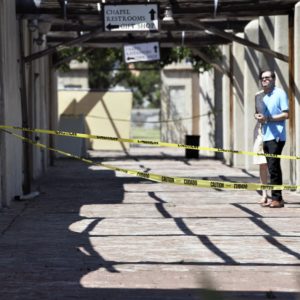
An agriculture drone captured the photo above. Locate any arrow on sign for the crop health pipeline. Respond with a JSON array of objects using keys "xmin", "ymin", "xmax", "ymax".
[
  {"xmin": 106, "ymin": 23, "xmax": 120, "ymax": 31},
  {"xmin": 124, "ymin": 42, "xmax": 160, "ymax": 63},
  {"xmin": 149, "ymin": 9, "xmax": 156, "ymax": 20}
]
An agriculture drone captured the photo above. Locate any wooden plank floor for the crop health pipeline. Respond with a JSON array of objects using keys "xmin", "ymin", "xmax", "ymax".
[{"xmin": 1, "ymin": 147, "xmax": 300, "ymax": 300}]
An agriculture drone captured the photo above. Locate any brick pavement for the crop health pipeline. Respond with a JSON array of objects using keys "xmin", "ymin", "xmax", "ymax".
[{"xmin": 1, "ymin": 147, "xmax": 300, "ymax": 300}]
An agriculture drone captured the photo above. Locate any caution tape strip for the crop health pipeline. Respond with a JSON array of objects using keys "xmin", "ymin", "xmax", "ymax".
[
  {"xmin": 1, "ymin": 128, "xmax": 299, "ymax": 191},
  {"xmin": 0, "ymin": 125, "xmax": 299, "ymax": 160}
]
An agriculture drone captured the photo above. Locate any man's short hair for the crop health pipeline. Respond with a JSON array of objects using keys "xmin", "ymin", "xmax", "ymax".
[{"xmin": 259, "ymin": 70, "xmax": 276, "ymax": 80}]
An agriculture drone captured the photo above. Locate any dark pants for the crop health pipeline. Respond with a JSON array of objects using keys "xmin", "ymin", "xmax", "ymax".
[{"xmin": 263, "ymin": 139, "xmax": 285, "ymax": 201}]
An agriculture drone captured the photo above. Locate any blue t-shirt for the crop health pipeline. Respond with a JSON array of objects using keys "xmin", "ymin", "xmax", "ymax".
[{"xmin": 261, "ymin": 87, "xmax": 289, "ymax": 142}]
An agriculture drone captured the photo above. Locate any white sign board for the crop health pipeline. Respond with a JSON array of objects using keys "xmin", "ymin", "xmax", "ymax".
[
  {"xmin": 103, "ymin": 4, "xmax": 159, "ymax": 32},
  {"xmin": 124, "ymin": 42, "xmax": 160, "ymax": 63}
]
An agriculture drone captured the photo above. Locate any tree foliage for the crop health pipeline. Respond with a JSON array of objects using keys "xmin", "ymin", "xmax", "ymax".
[
  {"xmin": 123, "ymin": 63, "xmax": 161, "ymax": 108},
  {"xmin": 55, "ymin": 45, "xmax": 221, "ymax": 108},
  {"xmin": 160, "ymin": 46, "xmax": 222, "ymax": 72}
]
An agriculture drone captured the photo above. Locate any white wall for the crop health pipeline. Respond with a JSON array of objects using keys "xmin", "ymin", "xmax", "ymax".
[
  {"xmin": 295, "ymin": 2, "xmax": 300, "ymax": 191},
  {"xmin": 161, "ymin": 63, "xmax": 199, "ymax": 144},
  {"xmin": 0, "ymin": 0, "xmax": 23, "ymax": 206},
  {"xmin": 244, "ymin": 19, "xmax": 260, "ymax": 171},
  {"xmin": 232, "ymin": 33, "xmax": 245, "ymax": 167},
  {"xmin": 28, "ymin": 38, "xmax": 51, "ymax": 178},
  {"xmin": 273, "ymin": 15, "xmax": 291, "ymax": 184},
  {"xmin": 0, "ymin": 1, "xmax": 55, "ymax": 206},
  {"xmin": 221, "ymin": 45, "xmax": 232, "ymax": 165},
  {"xmin": 199, "ymin": 69, "xmax": 215, "ymax": 157}
]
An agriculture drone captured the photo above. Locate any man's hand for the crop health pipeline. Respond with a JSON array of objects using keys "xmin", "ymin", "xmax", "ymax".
[
  {"xmin": 255, "ymin": 111, "xmax": 289, "ymax": 124},
  {"xmin": 254, "ymin": 113, "xmax": 266, "ymax": 123}
]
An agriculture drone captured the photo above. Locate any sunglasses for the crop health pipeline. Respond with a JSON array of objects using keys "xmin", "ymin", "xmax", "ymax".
[{"xmin": 260, "ymin": 76, "xmax": 273, "ymax": 81}]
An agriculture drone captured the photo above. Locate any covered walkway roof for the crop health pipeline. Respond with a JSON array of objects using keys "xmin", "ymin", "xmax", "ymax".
[{"xmin": 16, "ymin": 0, "xmax": 299, "ymax": 49}]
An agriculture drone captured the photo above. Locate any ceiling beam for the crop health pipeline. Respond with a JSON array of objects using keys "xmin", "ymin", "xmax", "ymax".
[
  {"xmin": 53, "ymin": 47, "xmax": 93, "ymax": 68},
  {"xmin": 24, "ymin": 27, "xmax": 103, "ymax": 63},
  {"xmin": 191, "ymin": 48, "xmax": 230, "ymax": 76},
  {"xmin": 46, "ymin": 34, "xmax": 230, "ymax": 48},
  {"xmin": 189, "ymin": 21, "xmax": 289, "ymax": 62},
  {"xmin": 50, "ymin": 20, "xmax": 250, "ymax": 33}
]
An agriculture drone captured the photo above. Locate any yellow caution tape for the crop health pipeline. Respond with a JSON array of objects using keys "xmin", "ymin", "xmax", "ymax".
[
  {"xmin": 0, "ymin": 125, "xmax": 299, "ymax": 160},
  {"xmin": 1, "ymin": 128, "xmax": 298, "ymax": 191}
]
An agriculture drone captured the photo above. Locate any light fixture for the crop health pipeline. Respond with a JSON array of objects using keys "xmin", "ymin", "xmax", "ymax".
[
  {"xmin": 34, "ymin": 0, "xmax": 41, "ymax": 6},
  {"xmin": 214, "ymin": 0, "xmax": 219, "ymax": 17},
  {"xmin": 34, "ymin": 33, "xmax": 44, "ymax": 46},
  {"xmin": 204, "ymin": 29, "xmax": 213, "ymax": 35},
  {"xmin": 32, "ymin": 20, "xmax": 52, "ymax": 45},
  {"xmin": 37, "ymin": 20, "xmax": 52, "ymax": 35},
  {"xmin": 28, "ymin": 19, "xmax": 38, "ymax": 32},
  {"xmin": 16, "ymin": 0, "xmax": 41, "ymax": 11},
  {"xmin": 162, "ymin": 6, "xmax": 174, "ymax": 22}
]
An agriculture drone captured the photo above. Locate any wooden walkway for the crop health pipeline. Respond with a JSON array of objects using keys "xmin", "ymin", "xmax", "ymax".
[{"xmin": 1, "ymin": 147, "xmax": 300, "ymax": 299}]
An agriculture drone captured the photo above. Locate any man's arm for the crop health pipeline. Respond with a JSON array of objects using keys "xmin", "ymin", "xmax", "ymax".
[
  {"xmin": 267, "ymin": 111, "xmax": 289, "ymax": 122},
  {"xmin": 255, "ymin": 111, "xmax": 289, "ymax": 123}
]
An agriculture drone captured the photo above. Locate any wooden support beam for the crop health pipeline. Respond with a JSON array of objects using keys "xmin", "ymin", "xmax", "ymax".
[
  {"xmin": 24, "ymin": 27, "xmax": 103, "ymax": 63},
  {"xmin": 18, "ymin": 20, "xmax": 32, "ymax": 194},
  {"xmin": 52, "ymin": 48, "xmax": 93, "ymax": 68},
  {"xmin": 191, "ymin": 48, "xmax": 230, "ymax": 77},
  {"xmin": 189, "ymin": 21, "xmax": 289, "ymax": 62},
  {"xmin": 288, "ymin": 13, "xmax": 296, "ymax": 183}
]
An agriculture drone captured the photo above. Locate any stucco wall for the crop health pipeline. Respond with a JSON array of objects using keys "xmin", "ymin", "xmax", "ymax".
[
  {"xmin": 199, "ymin": 69, "xmax": 215, "ymax": 157},
  {"xmin": 232, "ymin": 33, "xmax": 245, "ymax": 167},
  {"xmin": 0, "ymin": 0, "xmax": 23, "ymax": 206},
  {"xmin": 160, "ymin": 63, "xmax": 199, "ymax": 144},
  {"xmin": 295, "ymin": 2, "xmax": 300, "ymax": 191},
  {"xmin": 58, "ymin": 60, "xmax": 89, "ymax": 90},
  {"xmin": 27, "ymin": 41, "xmax": 52, "ymax": 178},
  {"xmin": 0, "ymin": 1, "xmax": 54, "ymax": 206},
  {"xmin": 221, "ymin": 45, "xmax": 232, "ymax": 165},
  {"xmin": 57, "ymin": 90, "xmax": 132, "ymax": 151}
]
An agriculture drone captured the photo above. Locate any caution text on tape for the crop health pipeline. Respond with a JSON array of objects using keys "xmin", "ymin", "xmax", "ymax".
[{"xmin": 1, "ymin": 128, "xmax": 299, "ymax": 191}]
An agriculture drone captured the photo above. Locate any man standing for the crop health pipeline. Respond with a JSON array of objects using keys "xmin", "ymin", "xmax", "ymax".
[{"xmin": 254, "ymin": 70, "xmax": 289, "ymax": 208}]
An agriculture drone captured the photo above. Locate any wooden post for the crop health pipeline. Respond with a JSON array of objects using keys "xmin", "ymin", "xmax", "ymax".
[
  {"xmin": 229, "ymin": 44, "xmax": 234, "ymax": 166},
  {"xmin": 19, "ymin": 19, "xmax": 32, "ymax": 194},
  {"xmin": 288, "ymin": 13, "xmax": 295, "ymax": 184}
]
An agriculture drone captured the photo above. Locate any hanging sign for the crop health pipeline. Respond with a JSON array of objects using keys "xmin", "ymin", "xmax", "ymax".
[
  {"xmin": 103, "ymin": 4, "xmax": 159, "ymax": 32},
  {"xmin": 124, "ymin": 42, "xmax": 160, "ymax": 63}
]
